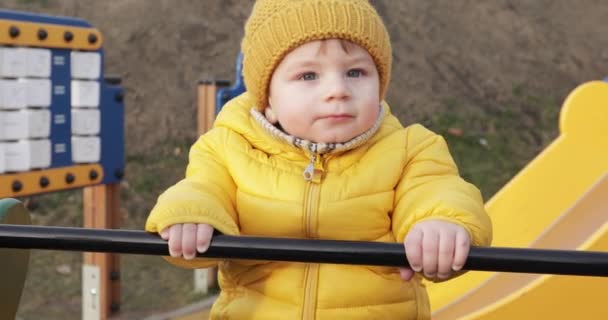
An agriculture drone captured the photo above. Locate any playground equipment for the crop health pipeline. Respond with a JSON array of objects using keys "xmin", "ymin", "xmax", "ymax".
[
  {"xmin": 0, "ymin": 7, "xmax": 607, "ymax": 320},
  {"xmin": 0, "ymin": 200, "xmax": 607, "ymax": 320},
  {"xmin": 0, "ymin": 9, "xmax": 124, "ymax": 196},
  {"xmin": 1, "ymin": 223, "xmax": 607, "ymax": 276},
  {"xmin": 426, "ymin": 80, "xmax": 608, "ymax": 319},
  {"xmin": 0, "ymin": 9, "xmax": 124, "ymax": 320}
]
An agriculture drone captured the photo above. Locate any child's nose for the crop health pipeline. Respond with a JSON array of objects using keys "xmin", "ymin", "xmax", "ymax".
[{"xmin": 325, "ymin": 75, "xmax": 350, "ymax": 101}]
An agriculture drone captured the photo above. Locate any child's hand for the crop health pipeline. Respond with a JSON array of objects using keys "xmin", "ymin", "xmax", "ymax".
[
  {"xmin": 400, "ymin": 220, "xmax": 470, "ymax": 281},
  {"xmin": 160, "ymin": 223, "xmax": 214, "ymax": 260}
]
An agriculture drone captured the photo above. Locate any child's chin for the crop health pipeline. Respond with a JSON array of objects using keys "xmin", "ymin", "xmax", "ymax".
[{"xmin": 314, "ymin": 133, "xmax": 357, "ymax": 144}]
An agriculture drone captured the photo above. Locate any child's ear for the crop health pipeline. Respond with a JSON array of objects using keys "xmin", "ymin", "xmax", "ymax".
[
  {"xmin": 265, "ymin": 107, "xmax": 279, "ymax": 124},
  {"xmin": 265, "ymin": 97, "xmax": 279, "ymax": 123}
]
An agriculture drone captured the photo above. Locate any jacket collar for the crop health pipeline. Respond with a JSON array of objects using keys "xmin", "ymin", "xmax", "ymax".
[{"xmin": 249, "ymin": 106, "xmax": 385, "ymax": 157}]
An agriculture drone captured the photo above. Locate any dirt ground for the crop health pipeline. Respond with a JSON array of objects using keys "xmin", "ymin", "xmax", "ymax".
[{"xmin": 3, "ymin": 0, "xmax": 608, "ymax": 319}]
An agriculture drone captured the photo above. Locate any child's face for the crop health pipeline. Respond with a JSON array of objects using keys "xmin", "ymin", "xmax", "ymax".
[{"xmin": 268, "ymin": 39, "xmax": 380, "ymax": 143}]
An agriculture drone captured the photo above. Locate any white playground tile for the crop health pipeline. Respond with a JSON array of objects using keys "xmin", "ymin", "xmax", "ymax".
[
  {"xmin": 26, "ymin": 109, "xmax": 51, "ymax": 138},
  {"xmin": 71, "ymin": 51, "xmax": 101, "ymax": 80},
  {"xmin": 23, "ymin": 48, "xmax": 52, "ymax": 78},
  {"xmin": 0, "ymin": 47, "xmax": 26, "ymax": 78},
  {"xmin": 28, "ymin": 139, "xmax": 52, "ymax": 169},
  {"xmin": 71, "ymin": 80, "xmax": 100, "ymax": 108},
  {"xmin": 0, "ymin": 79, "xmax": 27, "ymax": 109},
  {"xmin": 4, "ymin": 140, "xmax": 30, "ymax": 172},
  {"xmin": 72, "ymin": 108, "xmax": 100, "ymax": 135},
  {"xmin": 24, "ymin": 78, "xmax": 52, "ymax": 107},
  {"xmin": 0, "ymin": 143, "xmax": 5, "ymax": 173},
  {"xmin": 72, "ymin": 136, "xmax": 101, "ymax": 163},
  {"xmin": 3, "ymin": 139, "xmax": 52, "ymax": 172},
  {"xmin": 0, "ymin": 110, "xmax": 51, "ymax": 140},
  {"xmin": 0, "ymin": 111, "xmax": 27, "ymax": 140}
]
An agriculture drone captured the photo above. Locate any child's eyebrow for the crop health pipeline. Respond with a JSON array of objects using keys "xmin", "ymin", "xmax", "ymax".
[
  {"xmin": 344, "ymin": 55, "xmax": 375, "ymax": 65},
  {"xmin": 286, "ymin": 54, "xmax": 373, "ymax": 70},
  {"xmin": 283, "ymin": 59, "xmax": 320, "ymax": 73},
  {"xmin": 281, "ymin": 52, "xmax": 375, "ymax": 75}
]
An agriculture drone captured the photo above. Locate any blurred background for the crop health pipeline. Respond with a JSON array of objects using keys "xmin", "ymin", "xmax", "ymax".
[{"xmin": 3, "ymin": 0, "xmax": 607, "ymax": 319}]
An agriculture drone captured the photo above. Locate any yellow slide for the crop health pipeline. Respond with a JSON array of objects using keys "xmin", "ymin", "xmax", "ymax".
[{"xmin": 428, "ymin": 81, "xmax": 608, "ymax": 319}]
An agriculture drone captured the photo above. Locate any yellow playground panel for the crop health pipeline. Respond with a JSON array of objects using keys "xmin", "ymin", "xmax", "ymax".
[{"xmin": 428, "ymin": 80, "xmax": 608, "ymax": 319}]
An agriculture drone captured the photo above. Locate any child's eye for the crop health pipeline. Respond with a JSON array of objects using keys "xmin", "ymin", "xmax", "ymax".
[
  {"xmin": 347, "ymin": 69, "xmax": 364, "ymax": 77},
  {"xmin": 299, "ymin": 72, "xmax": 317, "ymax": 81}
]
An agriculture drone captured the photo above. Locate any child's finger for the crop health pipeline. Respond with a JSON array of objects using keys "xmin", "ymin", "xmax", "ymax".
[
  {"xmin": 168, "ymin": 225, "xmax": 183, "ymax": 258},
  {"xmin": 197, "ymin": 224, "xmax": 213, "ymax": 253},
  {"xmin": 399, "ymin": 268, "xmax": 415, "ymax": 281},
  {"xmin": 181, "ymin": 223, "xmax": 198, "ymax": 260},
  {"xmin": 437, "ymin": 230, "xmax": 456, "ymax": 280},
  {"xmin": 452, "ymin": 229, "xmax": 470, "ymax": 271},
  {"xmin": 160, "ymin": 228, "xmax": 169, "ymax": 240},
  {"xmin": 421, "ymin": 228, "xmax": 439, "ymax": 278},
  {"xmin": 404, "ymin": 228, "xmax": 423, "ymax": 272}
]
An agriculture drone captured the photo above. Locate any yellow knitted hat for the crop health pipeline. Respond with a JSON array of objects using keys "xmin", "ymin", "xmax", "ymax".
[{"xmin": 241, "ymin": 0, "xmax": 392, "ymax": 110}]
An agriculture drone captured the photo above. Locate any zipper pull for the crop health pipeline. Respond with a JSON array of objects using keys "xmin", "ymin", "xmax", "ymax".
[{"xmin": 303, "ymin": 155, "xmax": 316, "ymax": 181}]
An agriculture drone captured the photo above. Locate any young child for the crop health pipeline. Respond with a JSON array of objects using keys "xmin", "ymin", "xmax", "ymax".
[{"xmin": 146, "ymin": 0, "xmax": 492, "ymax": 319}]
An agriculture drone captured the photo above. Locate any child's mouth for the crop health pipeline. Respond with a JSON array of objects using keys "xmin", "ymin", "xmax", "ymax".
[{"xmin": 318, "ymin": 114, "xmax": 354, "ymax": 122}]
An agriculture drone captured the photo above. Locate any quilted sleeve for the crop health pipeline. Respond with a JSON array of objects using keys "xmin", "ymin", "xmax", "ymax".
[
  {"xmin": 391, "ymin": 124, "xmax": 492, "ymax": 247},
  {"xmin": 145, "ymin": 128, "xmax": 239, "ymax": 269}
]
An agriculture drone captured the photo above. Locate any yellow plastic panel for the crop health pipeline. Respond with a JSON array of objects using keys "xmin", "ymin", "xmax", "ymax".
[
  {"xmin": 433, "ymin": 173, "xmax": 608, "ymax": 319},
  {"xmin": 0, "ymin": 19, "xmax": 102, "ymax": 50},
  {"xmin": 428, "ymin": 81, "xmax": 608, "ymax": 313},
  {"xmin": 0, "ymin": 164, "xmax": 104, "ymax": 197},
  {"xmin": 462, "ymin": 224, "xmax": 608, "ymax": 320}
]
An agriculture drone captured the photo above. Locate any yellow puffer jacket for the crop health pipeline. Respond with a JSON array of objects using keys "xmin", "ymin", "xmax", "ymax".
[{"xmin": 145, "ymin": 92, "xmax": 492, "ymax": 320}]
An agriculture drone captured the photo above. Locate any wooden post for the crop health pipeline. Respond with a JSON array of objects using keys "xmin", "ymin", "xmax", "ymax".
[
  {"xmin": 197, "ymin": 81, "xmax": 220, "ymax": 136},
  {"xmin": 83, "ymin": 183, "xmax": 121, "ymax": 320}
]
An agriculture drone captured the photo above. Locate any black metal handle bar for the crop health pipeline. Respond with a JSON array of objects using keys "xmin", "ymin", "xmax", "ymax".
[{"xmin": 0, "ymin": 224, "xmax": 606, "ymax": 277}]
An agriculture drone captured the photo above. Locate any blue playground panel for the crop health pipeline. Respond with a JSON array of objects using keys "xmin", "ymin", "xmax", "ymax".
[
  {"xmin": 0, "ymin": 9, "xmax": 124, "ymax": 197},
  {"xmin": 216, "ymin": 53, "xmax": 246, "ymax": 113}
]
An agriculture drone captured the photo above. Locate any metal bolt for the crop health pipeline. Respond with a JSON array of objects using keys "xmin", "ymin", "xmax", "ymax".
[
  {"xmin": 114, "ymin": 168, "xmax": 124, "ymax": 179},
  {"xmin": 37, "ymin": 28, "xmax": 48, "ymax": 40},
  {"xmin": 11, "ymin": 180, "xmax": 22, "ymax": 192},
  {"xmin": 8, "ymin": 26, "xmax": 19, "ymax": 38},
  {"xmin": 39, "ymin": 177, "xmax": 50, "ymax": 188},
  {"xmin": 64, "ymin": 31, "xmax": 74, "ymax": 42},
  {"xmin": 65, "ymin": 173, "xmax": 75, "ymax": 184},
  {"xmin": 88, "ymin": 33, "xmax": 98, "ymax": 44},
  {"xmin": 89, "ymin": 170, "xmax": 99, "ymax": 180}
]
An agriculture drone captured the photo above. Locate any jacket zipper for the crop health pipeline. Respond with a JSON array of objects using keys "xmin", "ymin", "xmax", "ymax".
[{"xmin": 302, "ymin": 154, "xmax": 322, "ymax": 319}]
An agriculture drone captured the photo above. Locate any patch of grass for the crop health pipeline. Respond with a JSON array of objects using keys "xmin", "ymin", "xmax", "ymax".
[
  {"xmin": 423, "ymin": 84, "xmax": 561, "ymax": 200},
  {"xmin": 126, "ymin": 138, "xmax": 191, "ymax": 193}
]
